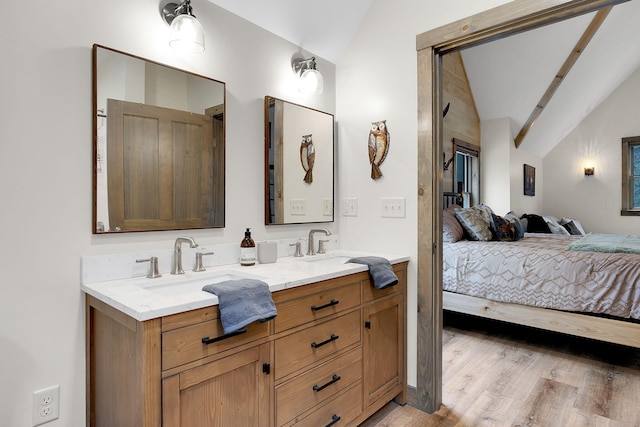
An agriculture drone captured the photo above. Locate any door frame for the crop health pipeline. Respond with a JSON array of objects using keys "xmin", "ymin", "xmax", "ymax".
[{"xmin": 415, "ymin": 0, "xmax": 629, "ymax": 413}]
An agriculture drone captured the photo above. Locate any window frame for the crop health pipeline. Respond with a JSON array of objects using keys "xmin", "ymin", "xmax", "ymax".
[{"xmin": 621, "ymin": 135, "xmax": 640, "ymax": 216}]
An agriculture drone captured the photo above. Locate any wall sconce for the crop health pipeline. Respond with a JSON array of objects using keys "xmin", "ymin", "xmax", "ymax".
[
  {"xmin": 292, "ymin": 57, "xmax": 323, "ymax": 94},
  {"xmin": 584, "ymin": 167, "xmax": 595, "ymax": 176},
  {"xmin": 161, "ymin": 0, "xmax": 205, "ymax": 53}
]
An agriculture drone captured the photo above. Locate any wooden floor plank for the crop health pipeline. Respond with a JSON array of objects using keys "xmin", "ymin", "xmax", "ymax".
[{"xmin": 359, "ymin": 313, "xmax": 640, "ymax": 427}]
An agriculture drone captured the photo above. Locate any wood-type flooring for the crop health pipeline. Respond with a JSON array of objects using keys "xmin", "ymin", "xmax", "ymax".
[{"xmin": 360, "ymin": 312, "xmax": 640, "ymax": 427}]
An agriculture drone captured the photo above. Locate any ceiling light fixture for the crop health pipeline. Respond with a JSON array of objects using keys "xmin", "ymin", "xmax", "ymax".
[
  {"xmin": 161, "ymin": 0, "xmax": 205, "ymax": 53},
  {"xmin": 292, "ymin": 57, "xmax": 323, "ymax": 94}
]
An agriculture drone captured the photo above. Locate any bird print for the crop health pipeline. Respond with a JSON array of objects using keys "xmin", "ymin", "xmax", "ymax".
[
  {"xmin": 368, "ymin": 120, "xmax": 389, "ymax": 180},
  {"xmin": 300, "ymin": 134, "xmax": 315, "ymax": 183}
]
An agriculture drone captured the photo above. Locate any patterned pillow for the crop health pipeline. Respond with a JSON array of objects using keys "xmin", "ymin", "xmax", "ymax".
[
  {"xmin": 560, "ymin": 217, "xmax": 585, "ymax": 235},
  {"xmin": 443, "ymin": 208, "xmax": 464, "ymax": 243},
  {"xmin": 490, "ymin": 214, "xmax": 522, "ymax": 241},
  {"xmin": 562, "ymin": 220, "xmax": 583, "ymax": 235},
  {"xmin": 504, "ymin": 211, "xmax": 524, "ymax": 240},
  {"xmin": 454, "ymin": 207, "xmax": 492, "ymax": 241}
]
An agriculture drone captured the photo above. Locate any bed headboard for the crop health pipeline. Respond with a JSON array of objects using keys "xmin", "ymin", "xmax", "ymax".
[{"xmin": 443, "ymin": 192, "xmax": 463, "ymax": 208}]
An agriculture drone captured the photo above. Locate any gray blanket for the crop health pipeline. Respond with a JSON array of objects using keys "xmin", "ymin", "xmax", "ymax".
[{"xmin": 202, "ymin": 279, "xmax": 277, "ymax": 334}]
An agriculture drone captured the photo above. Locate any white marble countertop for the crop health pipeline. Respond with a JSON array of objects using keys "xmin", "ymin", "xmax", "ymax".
[{"xmin": 82, "ymin": 250, "xmax": 409, "ymax": 322}]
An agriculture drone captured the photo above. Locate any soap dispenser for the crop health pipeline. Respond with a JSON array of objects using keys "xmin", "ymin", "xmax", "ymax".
[{"xmin": 240, "ymin": 228, "xmax": 256, "ymax": 266}]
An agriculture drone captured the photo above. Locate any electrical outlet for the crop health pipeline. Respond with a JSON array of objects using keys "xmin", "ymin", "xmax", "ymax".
[
  {"xmin": 33, "ymin": 385, "xmax": 59, "ymax": 426},
  {"xmin": 381, "ymin": 197, "xmax": 406, "ymax": 218}
]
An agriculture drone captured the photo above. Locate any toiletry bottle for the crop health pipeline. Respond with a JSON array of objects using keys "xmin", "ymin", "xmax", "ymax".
[{"xmin": 240, "ymin": 228, "xmax": 256, "ymax": 266}]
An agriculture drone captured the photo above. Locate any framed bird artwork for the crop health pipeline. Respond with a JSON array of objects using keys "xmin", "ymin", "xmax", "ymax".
[{"xmin": 368, "ymin": 120, "xmax": 389, "ymax": 179}]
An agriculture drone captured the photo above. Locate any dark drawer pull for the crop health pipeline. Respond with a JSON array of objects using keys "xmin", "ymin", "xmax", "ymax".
[
  {"xmin": 313, "ymin": 374, "xmax": 341, "ymax": 392},
  {"xmin": 311, "ymin": 299, "xmax": 340, "ymax": 312},
  {"xmin": 201, "ymin": 327, "xmax": 247, "ymax": 345},
  {"xmin": 325, "ymin": 414, "xmax": 341, "ymax": 427},
  {"xmin": 311, "ymin": 333, "xmax": 339, "ymax": 349}
]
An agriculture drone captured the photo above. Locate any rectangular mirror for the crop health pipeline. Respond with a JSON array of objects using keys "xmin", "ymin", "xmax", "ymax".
[
  {"xmin": 93, "ymin": 44, "xmax": 225, "ymax": 233},
  {"xmin": 264, "ymin": 96, "xmax": 334, "ymax": 225}
]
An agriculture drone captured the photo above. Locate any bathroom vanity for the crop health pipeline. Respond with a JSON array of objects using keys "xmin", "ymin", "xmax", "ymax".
[{"xmin": 85, "ymin": 252, "xmax": 408, "ymax": 426}]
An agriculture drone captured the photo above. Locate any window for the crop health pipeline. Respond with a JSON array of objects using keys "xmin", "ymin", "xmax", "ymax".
[
  {"xmin": 453, "ymin": 138, "xmax": 480, "ymax": 207},
  {"xmin": 621, "ymin": 136, "xmax": 640, "ymax": 215}
]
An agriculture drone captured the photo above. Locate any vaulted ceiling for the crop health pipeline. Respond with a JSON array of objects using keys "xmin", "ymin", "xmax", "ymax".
[{"xmin": 208, "ymin": 0, "xmax": 640, "ymax": 158}]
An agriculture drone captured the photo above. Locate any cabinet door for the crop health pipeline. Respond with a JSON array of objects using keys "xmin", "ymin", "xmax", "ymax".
[
  {"xmin": 363, "ymin": 294, "xmax": 404, "ymax": 408},
  {"xmin": 163, "ymin": 343, "xmax": 272, "ymax": 427}
]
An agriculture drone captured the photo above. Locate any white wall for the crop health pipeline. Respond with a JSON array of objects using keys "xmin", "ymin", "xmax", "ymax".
[
  {"xmin": 0, "ymin": 0, "xmax": 337, "ymax": 425},
  {"xmin": 336, "ymin": 0, "xmax": 513, "ymax": 388},
  {"xmin": 481, "ymin": 118, "xmax": 512, "ymax": 214},
  {"xmin": 544, "ymin": 66, "xmax": 640, "ymax": 233},
  {"xmin": 510, "ymin": 137, "xmax": 544, "ymax": 217}
]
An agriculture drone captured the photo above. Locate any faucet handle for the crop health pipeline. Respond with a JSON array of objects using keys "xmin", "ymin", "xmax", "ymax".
[
  {"xmin": 136, "ymin": 257, "xmax": 162, "ymax": 278},
  {"xmin": 317, "ymin": 239, "xmax": 329, "ymax": 254},
  {"xmin": 193, "ymin": 252, "xmax": 215, "ymax": 272},
  {"xmin": 289, "ymin": 242, "xmax": 303, "ymax": 257}
]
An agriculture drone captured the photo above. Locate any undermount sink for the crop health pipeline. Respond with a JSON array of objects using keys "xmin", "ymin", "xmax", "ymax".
[
  {"xmin": 297, "ymin": 254, "xmax": 359, "ymax": 266},
  {"xmin": 136, "ymin": 270, "xmax": 267, "ymax": 297}
]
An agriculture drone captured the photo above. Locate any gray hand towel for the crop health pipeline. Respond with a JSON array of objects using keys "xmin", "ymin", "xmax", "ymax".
[
  {"xmin": 202, "ymin": 279, "xmax": 277, "ymax": 334},
  {"xmin": 347, "ymin": 256, "xmax": 398, "ymax": 289}
]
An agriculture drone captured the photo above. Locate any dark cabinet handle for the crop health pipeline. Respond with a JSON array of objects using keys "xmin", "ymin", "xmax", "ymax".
[
  {"xmin": 311, "ymin": 333, "xmax": 339, "ymax": 349},
  {"xmin": 311, "ymin": 299, "xmax": 339, "ymax": 312},
  {"xmin": 325, "ymin": 414, "xmax": 341, "ymax": 427},
  {"xmin": 365, "ymin": 321, "xmax": 371, "ymax": 329},
  {"xmin": 201, "ymin": 327, "xmax": 247, "ymax": 345},
  {"xmin": 313, "ymin": 374, "xmax": 341, "ymax": 392}
]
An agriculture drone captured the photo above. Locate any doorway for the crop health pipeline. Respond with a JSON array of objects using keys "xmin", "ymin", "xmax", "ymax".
[{"xmin": 414, "ymin": 0, "xmax": 629, "ymax": 414}]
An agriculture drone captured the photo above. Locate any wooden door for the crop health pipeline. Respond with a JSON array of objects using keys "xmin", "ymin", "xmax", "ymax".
[
  {"xmin": 363, "ymin": 294, "xmax": 404, "ymax": 408},
  {"xmin": 162, "ymin": 343, "xmax": 272, "ymax": 427},
  {"xmin": 106, "ymin": 99, "xmax": 217, "ymax": 231}
]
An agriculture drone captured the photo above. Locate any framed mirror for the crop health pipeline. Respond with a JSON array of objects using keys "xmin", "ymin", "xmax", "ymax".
[
  {"xmin": 93, "ymin": 44, "xmax": 225, "ymax": 233},
  {"xmin": 264, "ymin": 96, "xmax": 334, "ymax": 225}
]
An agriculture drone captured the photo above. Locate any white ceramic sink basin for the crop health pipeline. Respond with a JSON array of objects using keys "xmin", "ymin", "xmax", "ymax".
[
  {"xmin": 298, "ymin": 254, "xmax": 360, "ymax": 266},
  {"xmin": 137, "ymin": 270, "xmax": 267, "ymax": 297}
]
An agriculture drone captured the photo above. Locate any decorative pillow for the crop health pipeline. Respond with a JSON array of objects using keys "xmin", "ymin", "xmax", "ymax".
[
  {"xmin": 560, "ymin": 217, "xmax": 585, "ymax": 235},
  {"xmin": 443, "ymin": 209, "xmax": 464, "ymax": 243},
  {"xmin": 504, "ymin": 211, "xmax": 524, "ymax": 240},
  {"xmin": 521, "ymin": 213, "xmax": 551, "ymax": 233},
  {"xmin": 547, "ymin": 220, "xmax": 570, "ymax": 235},
  {"xmin": 454, "ymin": 207, "xmax": 492, "ymax": 241},
  {"xmin": 562, "ymin": 220, "xmax": 583, "ymax": 235},
  {"xmin": 489, "ymin": 214, "xmax": 518, "ymax": 241}
]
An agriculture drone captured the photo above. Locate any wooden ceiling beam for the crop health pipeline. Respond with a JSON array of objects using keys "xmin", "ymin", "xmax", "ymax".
[{"xmin": 514, "ymin": 6, "xmax": 612, "ymax": 148}]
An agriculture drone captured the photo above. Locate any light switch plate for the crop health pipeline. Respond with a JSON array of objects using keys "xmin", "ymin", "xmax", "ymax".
[
  {"xmin": 323, "ymin": 198, "xmax": 333, "ymax": 216},
  {"xmin": 381, "ymin": 197, "xmax": 406, "ymax": 218},
  {"xmin": 290, "ymin": 199, "xmax": 306, "ymax": 216},
  {"xmin": 342, "ymin": 198, "xmax": 358, "ymax": 217}
]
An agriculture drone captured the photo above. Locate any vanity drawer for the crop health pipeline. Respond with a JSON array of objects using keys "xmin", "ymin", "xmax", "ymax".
[
  {"xmin": 276, "ymin": 348, "xmax": 362, "ymax": 426},
  {"xmin": 275, "ymin": 310, "xmax": 360, "ymax": 380},
  {"xmin": 362, "ymin": 263, "xmax": 406, "ymax": 303},
  {"xmin": 162, "ymin": 318, "xmax": 269, "ymax": 371},
  {"xmin": 288, "ymin": 383, "xmax": 363, "ymax": 427},
  {"xmin": 275, "ymin": 282, "xmax": 361, "ymax": 333}
]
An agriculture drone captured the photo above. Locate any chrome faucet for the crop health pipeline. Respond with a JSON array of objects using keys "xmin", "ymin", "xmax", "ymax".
[
  {"xmin": 307, "ymin": 229, "xmax": 331, "ymax": 256},
  {"xmin": 171, "ymin": 236, "xmax": 198, "ymax": 274}
]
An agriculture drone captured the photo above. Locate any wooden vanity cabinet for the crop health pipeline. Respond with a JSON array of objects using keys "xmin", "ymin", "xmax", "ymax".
[{"xmin": 86, "ymin": 261, "xmax": 407, "ymax": 427}]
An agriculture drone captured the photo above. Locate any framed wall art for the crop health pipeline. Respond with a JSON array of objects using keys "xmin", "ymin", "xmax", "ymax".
[{"xmin": 523, "ymin": 164, "xmax": 535, "ymax": 196}]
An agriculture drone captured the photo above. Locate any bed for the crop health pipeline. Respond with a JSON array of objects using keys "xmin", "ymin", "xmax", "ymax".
[{"xmin": 442, "ymin": 204, "xmax": 640, "ymax": 349}]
